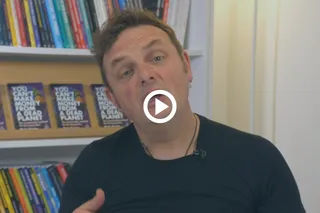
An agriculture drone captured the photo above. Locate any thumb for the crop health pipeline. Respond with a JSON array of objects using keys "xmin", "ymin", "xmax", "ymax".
[{"xmin": 79, "ymin": 188, "xmax": 105, "ymax": 212}]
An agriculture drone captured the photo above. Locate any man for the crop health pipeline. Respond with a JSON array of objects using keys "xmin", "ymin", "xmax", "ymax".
[{"xmin": 59, "ymin": 9, "xmax": 306, "ymax": 213}]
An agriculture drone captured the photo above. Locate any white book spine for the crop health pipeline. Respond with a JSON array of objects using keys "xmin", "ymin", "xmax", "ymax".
[
  {"xmin": 93, "ymin": 0, "xmax": 104, "ymax": 29},
  {"xmin": 177, "ymin": 0, "xmax": 191, "ymax": 46},
  {"xmin": 101, "ymin": 0, "xmax": 108, "ymax": 22}
]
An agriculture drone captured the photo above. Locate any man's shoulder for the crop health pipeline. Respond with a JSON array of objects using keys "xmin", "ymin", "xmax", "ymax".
[
  {"xmin": 198, "ymin": 114, "xmax": 279, "ymax": 157},
  {"xmin": 88, "ymin": 123, "xmax": 135, "ymax": 152},
  {"xmin": 199, "ymin": 114, "xmax": 289, "ymax": 182},
  {"xmin": 75, "ymin": 123, "xmax": 135, "ymax": 163}
]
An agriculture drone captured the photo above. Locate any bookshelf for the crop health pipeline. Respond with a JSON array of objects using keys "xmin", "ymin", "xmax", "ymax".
[
  {"xmin": 0, "ymin": 0, "xmax": 214, "ymax": 166},
  {"xmin": 0, "ymin": 46, "xmax": 203, "ymax": 61}
]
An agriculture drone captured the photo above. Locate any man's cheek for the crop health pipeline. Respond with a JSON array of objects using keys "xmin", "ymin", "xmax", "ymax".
[{"xmin": 124, "ymin": 87, "xmax": 134, "ymax": 102}]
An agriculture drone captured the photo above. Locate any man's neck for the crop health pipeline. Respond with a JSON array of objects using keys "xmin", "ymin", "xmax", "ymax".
[{"xmin": 134, "ymin": 108, "xmax": 199, "ymax": 160}]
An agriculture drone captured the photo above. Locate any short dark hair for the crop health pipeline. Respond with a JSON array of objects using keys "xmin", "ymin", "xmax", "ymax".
[{"xmin": 92, "ymin": 9, "xmax": 184, "ymax": 88}]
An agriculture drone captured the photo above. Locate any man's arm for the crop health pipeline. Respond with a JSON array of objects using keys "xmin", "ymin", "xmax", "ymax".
[{"xmin": 257, "ymin": 138, "xmax": 306, "ymax": 213}]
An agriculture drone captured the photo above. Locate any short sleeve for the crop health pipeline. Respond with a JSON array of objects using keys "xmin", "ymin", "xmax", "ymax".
[
  {"xmin": 58, "ymin": 143, "xmax": 98, "ymax": 213},
  {"xmin": 257, "ymin": 139, "xmax": 306, "ymax": 213}
]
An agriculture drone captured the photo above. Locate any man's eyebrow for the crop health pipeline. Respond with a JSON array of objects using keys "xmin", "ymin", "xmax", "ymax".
[
  {"xmin": 142, "ymin": 39, "xmax": 163, "ymax": 50},
  {"xmin": 110, "ymin": 56, "xmax": 128, "ymax": 69}
]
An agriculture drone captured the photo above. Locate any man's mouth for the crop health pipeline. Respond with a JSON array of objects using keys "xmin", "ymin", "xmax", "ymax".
[
  {"xmin": 142, "ymin": 89, "xmax": 163, "ymax": 102},
  {"xmin": 149, "ymin": 94, "xmax": 163, "ymax": 103},
  {"xmin": 151, "ymin": 94, "xmax": 163, "ymax": 100}
]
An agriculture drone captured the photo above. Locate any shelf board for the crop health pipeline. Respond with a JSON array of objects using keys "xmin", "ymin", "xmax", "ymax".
[
  {"xmin": 0, "ymin": 127, "xmax": 122, "ymax": 149},
  {"xmin": 0, "ymin": 137, "xmax": 100, "ymax": 149},
  {"xmin": 0, "ymin": 46, "xmax": 203, "ymax": 61}
]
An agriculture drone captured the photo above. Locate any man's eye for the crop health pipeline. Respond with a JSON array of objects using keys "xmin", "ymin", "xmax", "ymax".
[
  {"xmin": 152, "ymin": 56, "xmax": 164, "ymax": 62},
  {"xmin": 122, "ymin": 70, "xmax": 133, "ymax": 77}
]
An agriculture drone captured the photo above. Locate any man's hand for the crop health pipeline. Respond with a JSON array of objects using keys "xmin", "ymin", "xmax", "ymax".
[{"xmin": 73, "ymin": 189, "xmax": 105, "ymax": 213}]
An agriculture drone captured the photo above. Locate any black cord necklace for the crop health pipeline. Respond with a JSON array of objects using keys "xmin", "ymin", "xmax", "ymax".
[{"xmin": 141, "ymin": 114, "xmax": 198, "ymax": 158}]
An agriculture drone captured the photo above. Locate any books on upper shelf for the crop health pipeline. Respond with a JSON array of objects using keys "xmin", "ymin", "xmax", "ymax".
[
  {"xmin": 0, "ymin": 161, "xmax": 71, "ymax": 213},
  {"xmin": 0, "ymin": 82, "xmax": 129, "ymax": 132},
  {"xmin": 0, "ymin": 0, "xmax": 190, "ymax": 50}
]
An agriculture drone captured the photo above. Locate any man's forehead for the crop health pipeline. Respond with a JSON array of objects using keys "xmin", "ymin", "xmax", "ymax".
[
  {"xmin": 104, "ymin": 38, "xmax": 166, "ymax": 71},
  {"xmin": 118, "ymin": 25, "xmax": 167, "ymax": 39},
  {"xmin": 105, "ymin": 28, "xmax": 168, "ymax": 59},
  {"xmin": 110, "ymin": 26, "xmax": 168, "ymax": 50}
]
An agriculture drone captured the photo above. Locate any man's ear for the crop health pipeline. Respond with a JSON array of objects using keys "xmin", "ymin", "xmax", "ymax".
[
  {"xmin": 182, "ymin": 50, "xmax": 193, "ymax": 82},
  {"xmin": 105, "ymin": 86, "xmax": 121, "ymax": 109}
]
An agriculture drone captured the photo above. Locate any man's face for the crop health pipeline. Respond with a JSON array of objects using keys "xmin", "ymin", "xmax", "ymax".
[{"xmin": 103, "ymin": 25, "xmax": 192, "ymax": 124}]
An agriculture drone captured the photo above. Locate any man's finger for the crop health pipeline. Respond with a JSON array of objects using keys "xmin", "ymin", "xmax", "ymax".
[{"xmin": 78, "ymin": 188, "xmax": 105, "ymax": 212}]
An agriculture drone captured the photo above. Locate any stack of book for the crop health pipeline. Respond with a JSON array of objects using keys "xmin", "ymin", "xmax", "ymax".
[
  {"xmin": 0, "ymin": 0, "xmax": 190, "ymax": 49},
  {"xmin": 0, "ymin": 161, "xmax": 70, "ymax": 213}
]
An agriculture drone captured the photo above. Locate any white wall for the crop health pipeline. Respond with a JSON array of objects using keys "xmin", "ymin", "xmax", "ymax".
[
  {"xmin": 212, "ymin": 0, "xmax": 319, "ymax": 212},
  {"xmin": 273, "ymin": 0, "xmax": 320, "ymax": 212},
  {"xmin": 212, "ymin": 0, "xmax": 254, "ymax": 132}
]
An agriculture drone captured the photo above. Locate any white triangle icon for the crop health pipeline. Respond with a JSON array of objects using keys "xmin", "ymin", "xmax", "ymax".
[{"xmin": 155, "ymin": 98, "xmax": 169, "ymax": 115}]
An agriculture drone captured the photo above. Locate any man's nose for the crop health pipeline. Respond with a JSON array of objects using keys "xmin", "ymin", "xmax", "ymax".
[{"xmin": 137, "ymin": 64, "xmax": 156, "ymax": 86}]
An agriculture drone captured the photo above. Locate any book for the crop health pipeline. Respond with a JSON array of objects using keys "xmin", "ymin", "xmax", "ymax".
[
  {"xmin": 0, "ymin": 0, "xmax": 190, "ymax": 49},
  {"xmin": 50, "ymin": 83, "xmax": 91, "ymax": 128},
  {"xmin": 0, "ymin": 93, "xmax": 7, "ymax": 130},
  {"xmin": 0, "ymin": 162, "xmax": 71, "ymax": 213},
  {"xmin": 91, "ymin": 84, "xmax": 129, "ymax": 127},
  {"xmin": 7, "ymin": 83, "xmax": 51, "ymax": 130}
]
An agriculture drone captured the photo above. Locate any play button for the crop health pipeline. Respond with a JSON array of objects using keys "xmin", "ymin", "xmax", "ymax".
[
  {"xmin": 143, "ymin": 90, "xmax": 177, "ymax": 124},
  {"xmin": 155, "ymin": 98, "xmax": 168, "ymax": 115}
]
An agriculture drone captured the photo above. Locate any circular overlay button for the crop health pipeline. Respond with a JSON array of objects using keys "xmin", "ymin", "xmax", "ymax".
[{"xmin": 143, "ymin": 90, "xmax": 177, "ymax": 124}]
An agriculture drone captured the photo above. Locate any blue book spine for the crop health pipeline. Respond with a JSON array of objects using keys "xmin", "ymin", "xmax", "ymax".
[
  {"xmin": 58, "ymin": 0, "xmax": 75, "ymax": 48},
  {"xmin": 35, "ymin": 0, "xmax": 49, "ymax": 47},
  {"xmin": 18, "ymin": 167, "xmax": 37, "ymax": 213},
  {"xmin": 41, "ymin": 0, "xmax": 54, "ymax": 47},
  {"xmin": 0, "ymin": 0, "xmax": 4, "ymax": 45},
  {"xmin": 44, "ymin": 0, "xmax": 63, "ymax": 48},
  {"xmin": 34, "ymin": 166, "xmax": 56, "ymax": 213},
  {"xmin": 28, "ymin": 0, "xmax": 41, "ymax": 47},
  {"xmin": 118, "ymin": 0, "xmax": 126, "ymax": 11},
  {"xmin": 41, "ymin": 167, "xmax": 60, "ymax": 211},
  {"xmin": 22, "ymin": 168, "xmax": 44, "ymax": 213},
  {"xmin": 52, "ymin": 0, "xmax": 68, "ymax": 48},
  {"xmin": 3, "ymin": 0, "xmax": 12, "ymax": 45},
  {"xmin": 78, "ymin": 0, "xmax": 93, "ymax": 48}
]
